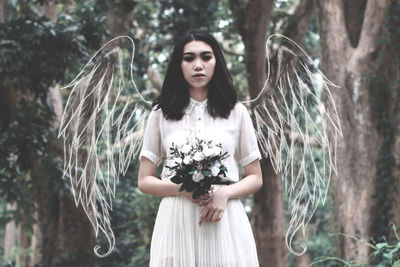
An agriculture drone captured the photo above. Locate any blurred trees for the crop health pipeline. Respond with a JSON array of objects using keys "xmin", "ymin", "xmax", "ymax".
[
  {"xmin": 0, "ymin": 0, "xmax": 398, "ymax": 266},
  {"xmin": 0, "ymin": 2, "xmax": 99, "ymax": 266}
]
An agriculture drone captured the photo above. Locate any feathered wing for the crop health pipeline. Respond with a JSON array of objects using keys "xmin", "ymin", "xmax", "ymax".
[
  {"xmin": 58, "ymin": 36, "xmax": 152, "ymax": 257},
  {"xmin": 241, "ymin": 34, "xmax": 342, "ymax": 256}
]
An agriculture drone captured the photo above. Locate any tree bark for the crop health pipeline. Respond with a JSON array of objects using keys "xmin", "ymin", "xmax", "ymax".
[
  {"xmin": 229, "ymin": 0, "xmax": 314, "ymax": 266},
  {"xmin": 293, "ymin": 230, "xmax": 311, "ymax": 267},
  {"xmin": 16, "ymin": 208, "xmax": 32, "ymax": 267},
  {"xmin": 56, "ymin": 195, "xmax": 97, "ymax": 267},
  {"xmin": 30, "ymin": 83, "xmax": 96, "ymax": 266},
  {"xmin": 0, "ymin": 0, "xmax": 3, "ymax": 23},
  {"xmin": 29, "ymin": 219, "xmax": 41, "ymax": 267},
  {"xmin": 252, "ymin": 159, "xmax": 287, "ymax": 267},
  {"xmin": 36, "ymin": 0, "xmax": 57, "ymax": 22},
  {"xmin": 282, "ymin": 0, "xmax": 314, "ymax": 46},
  {"xmin": 27, "ymin": 2, "xmax": 97, "ymax": 263},
  {"xmin": 316, "ymin": 0, "xmax": 399, "ymax": 261},
  {"xmin": 106, "ymin": 0, "xmax": 138, "ymax": 47},
  {"xmin": 3, "ymin": 203, "xmax": 16, "ymax": 263},
  {"xmin": 243, "ymin": 1, "xmax": 288, "ymax": 266},
  {"xmin": 229, "ymin": 0, "xmax": 316, "ymax": 265}
]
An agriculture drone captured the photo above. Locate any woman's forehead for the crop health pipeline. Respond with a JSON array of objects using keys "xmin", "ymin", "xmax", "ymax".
[{"xmin": 183, "ymin": 40, "xmax": 213, "ymax": 54}]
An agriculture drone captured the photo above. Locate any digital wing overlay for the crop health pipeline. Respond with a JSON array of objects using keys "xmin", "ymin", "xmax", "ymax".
[
  {"xmin": 58, "ymin": 36, "xmax": 152, "ymax": 257},
  {"xmin": 241, "ymin": 34, "xmax": 342, "ymax": 256}
]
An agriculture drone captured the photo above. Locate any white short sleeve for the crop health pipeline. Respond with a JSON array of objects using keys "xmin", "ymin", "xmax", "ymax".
[
  {"xmin": 139, "ymin": 109, "xmax": 163, "ymax": 166},
  {"xmin": 236, "ymin": 104, "xmax": 262, "ymax": 166}
]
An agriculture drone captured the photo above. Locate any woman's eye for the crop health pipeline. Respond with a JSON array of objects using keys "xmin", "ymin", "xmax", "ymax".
[
  {"xmin": 202, "ymin": 56, "xmax": 212, "ymax": 61},
  {"xmin": 183, "ymin": 57, "xmax": 193, "ymax": 62}
]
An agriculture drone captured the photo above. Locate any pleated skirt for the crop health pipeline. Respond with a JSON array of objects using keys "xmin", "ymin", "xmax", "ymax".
[{"xmin": 149, "ymin": 188, "xmax": 259, "ymax": 267}]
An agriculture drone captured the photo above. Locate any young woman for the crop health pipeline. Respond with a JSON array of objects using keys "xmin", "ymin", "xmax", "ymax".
[{"xmin": 138, "ymin": 29, "xmax": 263, "ymax": 267}]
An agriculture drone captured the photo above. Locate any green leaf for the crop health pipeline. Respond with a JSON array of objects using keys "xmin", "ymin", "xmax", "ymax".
[
  {"xmin": 203, "ymin": 170, "xmax": 211, "ymax": 176},
  {"xmin": 376, "ymin": 242, "xmax": 388, "ymax": 250}
]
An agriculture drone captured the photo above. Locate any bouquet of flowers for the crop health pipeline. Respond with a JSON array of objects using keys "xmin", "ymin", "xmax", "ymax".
[{"xmin": 166, "ymin": 138, "xmax": 233, "ymax": 199}]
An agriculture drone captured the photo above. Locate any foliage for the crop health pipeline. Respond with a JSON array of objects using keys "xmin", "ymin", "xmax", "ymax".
[
  {"xmin": 311, "ymin": 224, "xmax": 400, "ymax": 266},
  {"xmin": 0, "ymin": 8, "xmax": 102, "ymax": 264},
  {"xmin": 0, "ymin": 17, "xmax": 88, "ymax": 99},
  {"xmin": 156, "ymin": 0, "xmax": 219, "ymax": 38},
  {"xmin": 0, "ymin": 14, "xmax": 92, "ymax": 216}
]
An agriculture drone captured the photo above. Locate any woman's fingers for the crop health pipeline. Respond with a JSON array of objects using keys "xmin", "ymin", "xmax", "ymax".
[
  {"xmin": 199, "ymin": 207, "xmax": 210, "ymax": 225},
  {"xmin": 211, "ymin": 210, "xmax": 223, "ymax": 222}
]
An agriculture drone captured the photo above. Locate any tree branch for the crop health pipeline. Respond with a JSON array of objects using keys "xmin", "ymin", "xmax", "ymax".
[
  {"xmin": 315, "ymin": 1, "xmax": 351, "ymax": 76},
  {"xmin": 282, "ymin": 0, "xmax": 315, "ymax": 46},
  {"xmin": 349, "ymin": 0, "xmax": 391, "ymax": 70}
]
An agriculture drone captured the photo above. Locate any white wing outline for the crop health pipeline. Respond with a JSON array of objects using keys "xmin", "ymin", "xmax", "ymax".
[
  {"xmin": 58, "ymin": 36, "xmax": 151, "ymax": 257},
  {"xmin": 241, "ymin": 34, "xmax": 342, "ymax": 256}
]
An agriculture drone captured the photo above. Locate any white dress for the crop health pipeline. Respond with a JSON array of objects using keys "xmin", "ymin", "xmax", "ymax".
[{"xmin": 139, "ymin": 97, "xmax": 261, "ymax": 267}]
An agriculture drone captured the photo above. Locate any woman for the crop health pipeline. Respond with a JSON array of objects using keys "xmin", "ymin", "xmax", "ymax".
[{"xmin": 138, "ymin": 29, "xmax": 263, "ymax": 267}]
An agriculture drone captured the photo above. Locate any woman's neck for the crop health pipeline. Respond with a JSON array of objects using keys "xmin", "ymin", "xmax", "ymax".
[{"xmin": 189, "ymin": 87, "xmax": 208, "ymax": 102}]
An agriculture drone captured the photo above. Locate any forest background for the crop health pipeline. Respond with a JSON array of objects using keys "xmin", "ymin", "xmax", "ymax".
[{"xmin": 0, "ymin": 0, "xmax": 399, "ymax": 266}]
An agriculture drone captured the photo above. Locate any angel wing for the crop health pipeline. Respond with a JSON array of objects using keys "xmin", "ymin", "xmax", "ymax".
[
  {"xmin": 58, "ymin": 36, "xmax": 151, "ymax": 257},
  {"xmin": 241, "ymin": 34, "xmax": 342, "ymax": 256}
]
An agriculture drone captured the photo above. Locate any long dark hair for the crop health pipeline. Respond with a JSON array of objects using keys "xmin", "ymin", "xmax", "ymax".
[{"xmin": 153, "ymin": 29, "xmax": 237, "ymax": 120}]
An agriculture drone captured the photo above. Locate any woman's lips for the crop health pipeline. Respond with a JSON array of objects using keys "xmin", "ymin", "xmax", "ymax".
[{"xmin": 193, "ymin": 74, "xmax": 205, "ymax": 79}]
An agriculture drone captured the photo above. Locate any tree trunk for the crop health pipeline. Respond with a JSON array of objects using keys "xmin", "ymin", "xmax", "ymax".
[
  {"xmin": 242, "ymin": 1, "xmax": 288, "ymax": 265},
  {"xmin": 16, "ymin": 210, "xmax": 31, "ymax": 267},
  {"xmin": 236, "ymin": 0, "xmax": 316, "ymax": 265},
  {"xmin": 62, "ymin": 0, "xmax": 75, "ymax": 14},
  {"xmin": 31, "ymin": 83, "xmax": 96, "ymax": 266},
  {"xmin": 3, "ymin": 203, "xmax": 16, "ymax": 263},
  {"xmin": 56, "ymin": 195, "xmax": 97, "ymax": 267},
  {"xmin": 28, "ymin": 1, "xmax": 98, "ymax": 263},
  {"xmin": 106, "ymin": 0, "xmax": 138, "ymax": 47},
  {"xmin": 36, "ymin": 0, "xmax": 57, "ymax": 22},
  {"xmin": 252, "ymin": 159, "xmax": 287, "ymax": 267},
  {"xmin": 316, "ymin": 0, "xmax": 399, "ymax": 261},
  {"xmin": 293, "ymin": 230, "xmax": 311, "ymax": 267},
  {"xmin": 29, "ymin": 219, "xmax": 41, "ymax": 266},
  {"xmin": 0, "ymin": 0, "xmax": 3, "ymax": 23}
]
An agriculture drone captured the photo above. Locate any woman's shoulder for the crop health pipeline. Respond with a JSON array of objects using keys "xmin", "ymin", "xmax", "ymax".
[
  {"xmin": 148, "ymin": 105, "xmax": 163, "ymax": 120},
  {"xmin": 231, "ymin": 102, "xmax": 248, "ymax": 117}
]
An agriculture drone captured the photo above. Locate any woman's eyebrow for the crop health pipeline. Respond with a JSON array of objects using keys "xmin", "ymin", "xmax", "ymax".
[{"xmin": 183, "ymin": 51, "xmax": 214, "ymax": 56}]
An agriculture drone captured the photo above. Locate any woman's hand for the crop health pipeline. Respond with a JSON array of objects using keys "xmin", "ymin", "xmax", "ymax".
[
  {"xmin": 199, "ymin": 187, "xmax": 229, "ymax": 225},
  {"xmin": 180, "ymin": 187, "xmax": 214, "ymax": 207}
]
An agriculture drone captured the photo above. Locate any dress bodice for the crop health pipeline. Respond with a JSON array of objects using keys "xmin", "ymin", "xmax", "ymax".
[{"xmin": 139, "ymin": 98, "xmax": 261, "ymax": 182}]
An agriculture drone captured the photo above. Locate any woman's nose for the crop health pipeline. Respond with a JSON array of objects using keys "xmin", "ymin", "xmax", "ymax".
[{"xmin": 193, "ymin": 59, "xmax": 203, "ymax": 70}]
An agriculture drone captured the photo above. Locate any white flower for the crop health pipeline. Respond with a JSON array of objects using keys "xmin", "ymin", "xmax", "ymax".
[
  {"xmin": 174, "ymin": 157, "xmax": 182, "ymax": 164},
  {"xmin": 193, "ymin": 151, "xmax": 204, "ymax": 162},
  {"xmin": 192, "ymin": 171, "xmax": 205, "ymax": 182},
  {"xmin": 181, "ymin": 144, "xmax": 191, "ymax": 154},
  {"xmin": 212, "ymin": 146, "xmax": 222, "ymax": 155},
  {"xmin": 210, "ymin": 165, "xmax": 220, "ymax": 176},
  {"xmin": 202, "ymin": 147, "xmax": 214, "ymax": 157},
  {"xmin": 183, "ymin": 155, "xmax": 192, "ymax": 164}
]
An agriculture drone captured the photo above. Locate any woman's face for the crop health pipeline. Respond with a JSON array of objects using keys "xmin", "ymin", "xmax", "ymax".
[{"xmin": 181, "ymin": 40, "xmax": 216, "ymax": 92}]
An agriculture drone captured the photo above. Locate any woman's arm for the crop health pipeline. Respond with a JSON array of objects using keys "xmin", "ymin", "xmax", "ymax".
[
  {"xmin": 222, "ymin": 159, "xmax": 263, "ymax": 199},
  {"xmin": 138, "ymin": 157, "xmax": 181, "ymax": 197},
  {"xmin": 138, "ymin": 157, "xmax": 213, "ymax": 206}
]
